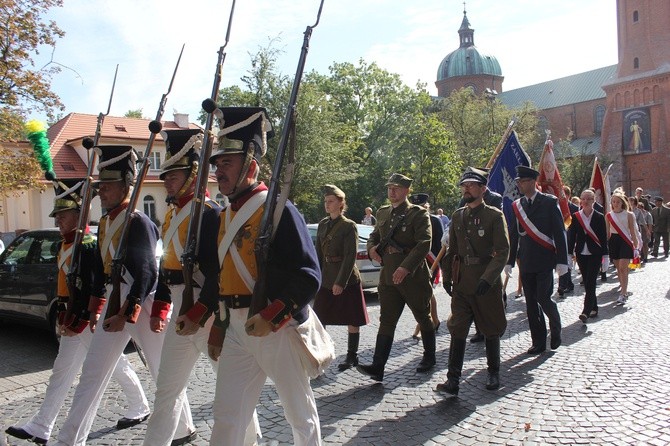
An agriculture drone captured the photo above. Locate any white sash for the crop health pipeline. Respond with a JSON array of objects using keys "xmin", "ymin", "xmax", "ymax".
[
  {"xmin": 58, "ymin": 244, "xmax": 73, "ymax": 274},
  {"xmin": 217, "ymin": 191, "xmax": 268, "ymax": 292},
  {"xmin": 575, "ymin": 210, "xmax": 601, "ymax": 247},
  {"xmin": 101, "ymin": 209, "xmax": 135, "ymax": 284},
  {"xmin": 163, "ymin": 203, "xmax": 192, "ymax": 260}
]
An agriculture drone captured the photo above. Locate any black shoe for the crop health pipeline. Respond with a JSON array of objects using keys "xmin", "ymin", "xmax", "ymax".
[
  {"xmin": 337, "ymin": 352, "xmax": 358, "ymax": 371},
  {"xmin": 565, "ymin": 286, "xmax": 574, "ymax": 293},
  {"xmin": 470, "ymin": 332, "xmax": 484, "ymax": 343},
  {"xmin": 356, "ymin": 363, "xmax": 384, "ymax": 381},
  {"xmin": 557, "ymin": 288, "xmax": 565, "ymax": 296},
  {"xmin": 5, "ymin": 427, "xmax": 47, "ymax": 444},
  {"xmin": 526, "ymin": 345, "xmax": 546, "ymax": 355},
  {"xmin": 579, "ymin": 313, "xmax": 588, "ymax": 323},
  {"xmin": 416, "ymin": 356, "xmax": 436, "ymax": 373},
  {"xmin": 171, "ymin": 431, "xmax": 197, "ymax": 446},
  {"xmin": 435, "ymin": 379, "xmax": 459, "ymax": 395},
  {"xmin": 116, "ymin": 414, "xmax": 149, "ymax": 430},
  {"xmin": 550, "ymin": 336, "xmax": 562, "ymax": 350},
  {"xmin": 485, "ymin": 372, "xmax": 500, "ymax": 390}
]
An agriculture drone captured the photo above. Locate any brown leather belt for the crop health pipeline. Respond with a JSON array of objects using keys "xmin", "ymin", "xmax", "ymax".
[
  {"xmin": 325, "ymin": 255, "xmax": 343, "ymax": 263},
  {"xmin": 219, "ymin": 294, "xmax": 252, "ymax": 309},
  {"xmin": 462, "ymin": 255, "xmax": 489, "ymax": 266},
  {"xmin": 162, "ymin": 269, "xmax": 200, "ymax": 287},
  {"xmin": 383, "ymin": 246, "xmax": 407, "ymax": 255}
]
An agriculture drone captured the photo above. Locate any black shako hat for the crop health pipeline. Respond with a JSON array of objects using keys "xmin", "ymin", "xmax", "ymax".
[
  {"xmin": 159, "ymin": 128, "xmax": 203, "ymax": 180},
  {"xmin": 95, "ymin": 145, "xmax": 137, "ymax": 184},
  {"xmin": 50, "ymin": 178, "xmax": 86, "ymax": 217},
  {"xmin": 408, "ymin": 193, "xmax": 429, "ymax": 205},
  {"xmin": 515, "ymin": 165, "xmax": 540, "ymax": 181},
  {"xmin": 458, "ymin": 167, "xmax": 488, "ymax": 186},
  {"xmin": 385, "ymin": 173, "xmax": 412, "ymax": 188},
  {"xmin": 209, "ymin": 107, "xmax": 274, "ymax": 163}
]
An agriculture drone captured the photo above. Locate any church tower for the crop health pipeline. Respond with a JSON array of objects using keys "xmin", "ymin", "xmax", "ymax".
[
  {"xmin": 601, "ymin": 0, "xmax": 670, "ymax": 196},
  {"xmin": 435, "ymin": 7, "xmax": 503, "ymax": 97}
]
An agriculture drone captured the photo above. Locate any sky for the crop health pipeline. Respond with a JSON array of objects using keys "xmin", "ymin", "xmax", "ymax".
[{"xmin": 35, "ymin": 0, "xmax": 618, "ymax": 123}]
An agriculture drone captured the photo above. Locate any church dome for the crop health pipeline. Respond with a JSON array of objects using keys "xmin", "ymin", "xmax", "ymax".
[{"xmin": 436, "ymin": 10, "xmax": 502, "ymax": 81}]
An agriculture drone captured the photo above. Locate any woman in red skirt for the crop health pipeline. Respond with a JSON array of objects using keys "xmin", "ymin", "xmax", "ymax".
[{"xmin": 313, "ymin": 185, "xmax": 370, "ymax": 371}]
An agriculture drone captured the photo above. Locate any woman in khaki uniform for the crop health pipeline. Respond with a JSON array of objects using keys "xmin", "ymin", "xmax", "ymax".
[{"xmin": 312, "ymin": 185, "xmax": 370, "ymax": 371}]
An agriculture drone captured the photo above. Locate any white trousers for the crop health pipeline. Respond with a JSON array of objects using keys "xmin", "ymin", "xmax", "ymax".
[
  {"xmin": 18, "ymin": 328, "xmax": 148, "ymax": 440},
  {"xmin": 53, "ymin": 286, "xmax": 194, "ymax": 446},
  {"xmin": 210, "ymin": 308, "xmax": 321, "ymax": 446}
]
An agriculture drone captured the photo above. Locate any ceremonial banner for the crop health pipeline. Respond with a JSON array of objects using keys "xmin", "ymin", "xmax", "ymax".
[
  {"xmin": 537, "ymin": 134, "xmax": 571, "ymax": 226},
  {"xmin": 589, "ymin": 157, "xmax": 612, "ymax": 214},
  {"xmin": 488, "ymin": 131, "xmax": 531, "ymax": 229}
]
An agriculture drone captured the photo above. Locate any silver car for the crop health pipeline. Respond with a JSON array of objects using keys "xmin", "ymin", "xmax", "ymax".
[{"xmin": 306, "ymin": 223, "xmax": 380, "ymax": 290}]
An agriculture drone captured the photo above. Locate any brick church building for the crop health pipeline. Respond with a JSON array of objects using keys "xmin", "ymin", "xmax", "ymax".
[{"xmin": 435, "ymin": 1, "xmax": 670, "ymax": 200}]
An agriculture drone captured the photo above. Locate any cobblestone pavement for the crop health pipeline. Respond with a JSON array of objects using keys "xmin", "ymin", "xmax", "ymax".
[{"xmin": 1, "ymin": 258, "xmax": 670, "ymax": 445}]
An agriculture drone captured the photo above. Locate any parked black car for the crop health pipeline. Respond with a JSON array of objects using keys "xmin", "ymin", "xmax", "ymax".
[{"xmin": 0, "ymin": 229, "xmax": 61, "ymax": 342}]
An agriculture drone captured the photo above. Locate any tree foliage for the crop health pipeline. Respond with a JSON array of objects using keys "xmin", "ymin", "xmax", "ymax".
[
  {"xmin": 0, "ymin": 143, "xmax": 43, "ymax": 196},
  {"xmin": 0, "ymin": 0, "xmax": 65, "ymax": 141},
  {"xmin": 124, "ymin": 108, "xmax": 144, "ymax": 119}
]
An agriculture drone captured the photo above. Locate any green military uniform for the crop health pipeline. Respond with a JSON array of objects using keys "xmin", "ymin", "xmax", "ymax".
[
  {"xmin": 442, "ymin": 203, "xmax": 509, "ymax": 339},
  {"xmin": 357, "ymin": 173, "xmax": 435, "ymax": 382},
  {"xmin": 316, "ymin": 215, "xmax": 361, "ymax": 290},
  {"xmin": 369, "ymin": 199, "xmax": 433, "ymax": 335}
]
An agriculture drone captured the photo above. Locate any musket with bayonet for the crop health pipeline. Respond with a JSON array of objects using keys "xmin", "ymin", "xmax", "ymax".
[
  {"xmin": 103, "ymin": 46, "xmax": 185, "ymax": 326},
  {"xmin": 179, "ymin": 0, "xmax": 236, "ymax": 330},
  {"xmin": 247, "ymin": 0, "xmax": 325, "ymax": 321},
  {"xmin": 62, "ymin": 65, "xmax": 118, "ymax": 327}
]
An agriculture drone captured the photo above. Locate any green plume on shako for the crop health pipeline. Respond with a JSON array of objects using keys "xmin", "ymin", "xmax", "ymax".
[{"xmin": 25, "ymin": 119, "xmax": 56, "ymax": 181}]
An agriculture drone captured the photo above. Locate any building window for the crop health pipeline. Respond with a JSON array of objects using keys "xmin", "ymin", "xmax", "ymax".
[
  {"xmin": 149, "ymin": 152, "xmax": 161, "ymax": 171},
  {"xmin": 633, "ymin": 10, "xmax": 638, "ymax": 22},
  {"xmin": 594, "ymin": 105, "xmax": 605, "ymax": 134},
  {"xmin": 634, "ymin": 57, "xmax": 639, "ymax": 69},
  {"xmin": 143, "ymin": 195, "xmax": 156, "ymax": 222}
]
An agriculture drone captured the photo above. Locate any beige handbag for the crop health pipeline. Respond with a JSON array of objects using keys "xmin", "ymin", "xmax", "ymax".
[{"xmin": 290, "ymin": 306, "xmax": 335, "ymax": 378}]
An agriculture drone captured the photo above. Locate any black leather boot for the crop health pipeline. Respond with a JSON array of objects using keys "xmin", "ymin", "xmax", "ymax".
[
  {"xmin": 416, "ymin": 328, "xmax": 436, "ymax": 372},
  {"xmin": 485, "ymin": 336, "xmax": 501, "ymax": 390},
  {"xmin": 356, "ymin": 334, "xmax": 393, "ymax": 381},
  {"xmin": 338, "ymin": 332, "xmax": 360, "ymax": 371},
  {"xmin": 435, "ymin": 337, "xmax": 466, "ymax": 395}
]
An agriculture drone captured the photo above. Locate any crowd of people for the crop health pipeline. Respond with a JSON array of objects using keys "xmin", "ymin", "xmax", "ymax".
[{"xmin": 5, "ymin": 109, "xmax": 670, "ymax": 445}]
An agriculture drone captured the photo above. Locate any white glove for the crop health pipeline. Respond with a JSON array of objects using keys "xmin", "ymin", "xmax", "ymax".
[
  {"xmin": 601, "ymin": 255, "xmax": 610, "ymax": 272},
  {"xmin": 556, "ymin": 264, "xmax": 569, "ymax": 277},
  {"xmin": 633, "ymin": 249, "xmax": 640, "ymax": 259},
  {"xmin": 567, "ymin": 256, "xmax": 574, "ymax": 270},
  {"xmin": 504, "ymin": 265, "xmax": 512, "ymax": 277}
]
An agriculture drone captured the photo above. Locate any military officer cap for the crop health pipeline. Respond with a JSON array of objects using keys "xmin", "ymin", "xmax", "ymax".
[
  {"xmin": 95, "ymin": 145, "xmax": 137, "ymax": 185},
  {"xmin": 322, "ymin": 184, "xmax": 345, "ymax": 199},
  {"xmin": 654, "ymin": 196, "xmax": 664, "ymax": 202},
  {"xmin": 209, "ymin": 107, "xmax": 274, "ymax": 163},
  {"xmin": 49, "ymin": 178, "xmax": 86, "ymax": 217},
  {"xmin": 515, "ymin": 165, "xmax": 540, "ymax": 180},
  {"xmin": 459, "ymin": 166, "xmax": 488, "ymax": 186},
  {"xmin": 385, "ymin": 173, "xmax": 412, "ymax": 188},
  {"xmin": 159, "ymin": 128, "xmax": 203, "ymax": 180},
  {"xmin": 408, "ymin": 193, "xmax": 429, "ymax": 205}
]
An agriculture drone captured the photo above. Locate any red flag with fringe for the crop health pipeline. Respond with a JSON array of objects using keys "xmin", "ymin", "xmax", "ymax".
[
  {"xmin": 589, "ymin": 157, "xmax": 612, "ymax": 214},
  {"xmin": 537, "ymin": 132, "xmax": 572, "ymax": 226}
]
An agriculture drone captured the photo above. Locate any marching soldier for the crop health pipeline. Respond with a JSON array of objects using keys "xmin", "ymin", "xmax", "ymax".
[
  {"xmin": 436, "ymin": 167, "xmax": 509, "ymax": 395},
  {"xmin": 195, "ymin": 107, "xmax": 322, "ymax": 445},
  {"xmin": 141, "ymin": 129, "xmax": 259, "ymax": 446},
  {"xmin": 356, "ymin": 173, "xmax": 435, "ymax": 381},
  {"xmin": 5, "ymin": 178, "xmax": 148, "ymax": 444},
  {"xmin": 52, "ymin": 146, "xmax": 194, "ymax": 446}
]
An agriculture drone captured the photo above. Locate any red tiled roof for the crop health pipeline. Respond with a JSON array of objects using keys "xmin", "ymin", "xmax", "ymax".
[{"xmin": 47, "ymin": 113, "xmax": 201, "ymax": 179}]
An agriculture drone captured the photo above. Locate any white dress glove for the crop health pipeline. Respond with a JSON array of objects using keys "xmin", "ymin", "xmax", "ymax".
[
  {"xmin": 556, "ymin": 264, "xmax": 569, "ymax": 277},
  {"xmin": 504, "ymin": 264, "xmax": 512, "ymax": 277},
  {"xmin": 601, "ymin": 255, "xmax": 610, "ymax": 272},
  {"xmin": 567, "ymin": 256, "xmax": 574, "ymax": 270}
]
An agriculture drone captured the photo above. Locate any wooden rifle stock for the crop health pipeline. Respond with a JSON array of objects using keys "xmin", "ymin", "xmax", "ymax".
[
  {"xmin": 248, "ymin": 0, "xmax": 325, "ymax": 320},
  {"xmin": 180, "ymin": 0, "xmax": 236, "ymax": 327},
  {"xmin": 63, "ymin": 65, "xmax": 118, "ymax": 326},
  {"xmin": 104, "ymin": 47, "xmax": 185, "ymax": 324}
]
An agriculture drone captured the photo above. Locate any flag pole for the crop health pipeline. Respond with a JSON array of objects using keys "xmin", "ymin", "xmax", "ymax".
[{"xmin": 485, "ymin": 117, "xmax": 517, "ymax": 169}]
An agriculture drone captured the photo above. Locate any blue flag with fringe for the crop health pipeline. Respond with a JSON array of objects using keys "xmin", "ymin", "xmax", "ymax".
[{"xmin": 487, "ymin": 131, "xmax": 531, "ymax": 228}]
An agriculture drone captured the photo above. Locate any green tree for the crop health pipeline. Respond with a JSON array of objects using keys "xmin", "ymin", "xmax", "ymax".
[
  {"xmin": 124, "ymin": 108, "xmax": 144, "ymax": 119},
  {"xmin": 0, "ymin": 0, "xmax": 65, "ymax": 141}
]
